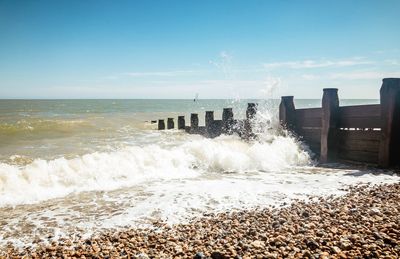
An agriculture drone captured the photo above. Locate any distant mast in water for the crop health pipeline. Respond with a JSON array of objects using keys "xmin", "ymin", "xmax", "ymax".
[{"xmin": 193, "ymin": 93, "xmax": 199, "ymax": 102}]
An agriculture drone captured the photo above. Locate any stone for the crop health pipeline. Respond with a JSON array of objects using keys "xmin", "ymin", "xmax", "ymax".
[
  {"xmin": 331, "ymin": 246, "xmax": 341, "ymax": 254},
  {"xmin": 251, "ymin": 240, "xmax": 264, "ymax": 248},
  {"xmin": 136, "ymin": 253, "xmax": 150, "ymax": 259},
  {"xmin": 211, "ymin": 251, "xmax": 226, "ymax": 259},
  {"xmin": 194, "ymin": 252, "xmax": 206, "ymax": 259},
  {"xmin": 306, "ymin": 240, "xmax": 319, "ymax": 250},
  {"xmin": 339, "ymin": 238, "xmax": 352, "ymax": 250}
]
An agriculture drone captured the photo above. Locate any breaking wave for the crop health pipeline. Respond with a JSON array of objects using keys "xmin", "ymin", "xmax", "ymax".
[{"xmin": 0, "ymin": 133, "xmax": 310, "ymax": 207}]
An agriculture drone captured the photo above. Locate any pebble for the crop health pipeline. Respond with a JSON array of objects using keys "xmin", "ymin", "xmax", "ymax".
[{"xmin": 2, "ymin": 183, "xmax": 400, "ymax": 258}]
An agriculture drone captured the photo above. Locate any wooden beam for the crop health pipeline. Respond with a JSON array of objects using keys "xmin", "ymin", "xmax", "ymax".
[
  {"xmin": 205, "ymin": 111, "xmax": 214, "ymax": 130},
  {"xmin": 205, "ymin": 111, "xmax": 216, "ymax": 136},
  {"xmin": 244, "ymin": 103, "xmax": 258, "ymax": 139},
  {"xmin": 167, "ymin": 118, "xmax": 174, "ymax": 129},
  {"xmin": 190, "ymin": 113, "xmax": 199, "ymax": 132},
  {"xmin": 246, "ymin": 103, "xmax": 257, "ymax": 120},
  {"xmin": 279, "ymin": 96, "xmax": 296, "ymax": 131},
  {"xmin": 379, "ymin": 78, "xmax": 400, "ymax": 167},
  {"xmin": 320, "ymin": 88, "xmax": 339, "ymax": 163},
  {"xmin": 158, "ymin": 119, "xmax": 165, "ymax": 130},
  {"xmin": 178, "ymin": 116, "xmax": 185, "ymax": 129},
  {"xmin": 222, "ymin": 108, "xmax": 234, "ymax": 134}
]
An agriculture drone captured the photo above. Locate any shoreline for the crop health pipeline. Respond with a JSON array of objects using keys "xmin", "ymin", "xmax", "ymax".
[{"xmin": 2, "ymin": 182, "xmax": 399, "ymax": 258}]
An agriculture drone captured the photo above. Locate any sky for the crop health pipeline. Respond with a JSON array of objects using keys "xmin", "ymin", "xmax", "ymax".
[{"xmin": 0, "ymin": 0, "xmax": 399, "ymax": 99}]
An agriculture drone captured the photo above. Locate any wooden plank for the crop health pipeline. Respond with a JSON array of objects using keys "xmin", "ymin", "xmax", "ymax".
[
  {"xmin": 337, "ymin": 129, "xmax": 380, "ymax": 164},
  {"xmin": 301, "ymin": 138, "xmax": 321, "ymax": 147},
  {"xmin": 337, "ymin": 130, "xmax": 381, "ymax": 141},
  {"xmin": 298, "ymin": 138, "xmax": 320, "ymax": 154},
  {"xmin": 296, "ymin": 116, "xmax": 321, "ymax": 128},
  {"xmin": 338, "ymin": 104, "xmax": 381, "ymax": 129},
  {"xmin": 297, "ymin": 128, "xmax": 321, "ymax": 155},
  {"xmin": 298, "ymin": 128, "xmax": 321, "ymax": 144},
  {"xmin": 338, "ymin": 116, "xmax": 381, "ymax": 128},
  {"xmin": 295, "ymin": 107, "xmax": 323, "ymax": 118},
  {"xmin": 306, "ymin": 144, "xmax": 321, "ymax": 155},
  {"xmin": 338, "ymin": 149, "xmax": 379, "ymax": 164},
  {"xmin": 306, "ymin": 142, "xmax": 321, "ymax": 154},
  {"xmin": 296, "ymin": 108, "xmax": 322, "ymax": 128},
  {"xmin": 339, "ymin": 104, "xmax": 380, "ymax": 117},
  {"xmin": 309, "ymin": 145, "xmax": 321, "ymax": 154},
  {"xmin": 338, "ymin": 139, "xmax": 380, "ymax": 153}
]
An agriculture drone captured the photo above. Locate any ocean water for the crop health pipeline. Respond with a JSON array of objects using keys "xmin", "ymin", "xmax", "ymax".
[{"xmin": 0, "ymin": 98, "xmax": 398, "ymax": 248}]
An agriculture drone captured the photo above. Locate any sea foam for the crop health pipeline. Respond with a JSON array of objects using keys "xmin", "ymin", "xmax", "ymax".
[{"xmin": 0, "ymin": 132, "xmax": 310, "ymax": 207}]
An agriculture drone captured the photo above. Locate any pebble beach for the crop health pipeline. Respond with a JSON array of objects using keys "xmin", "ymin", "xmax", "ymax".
[
  {"xmin": 2, "ymin": 182, "xmax": 399, "ymax": 258},
  {"xmin": 2, "ymin": 0, "xmax": 400, "ymax": 258}
]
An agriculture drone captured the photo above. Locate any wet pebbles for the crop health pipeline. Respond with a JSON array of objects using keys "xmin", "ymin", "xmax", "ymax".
[{"xmin": 2, "ymin": 183, "xmax": 399, "ymax": 258}]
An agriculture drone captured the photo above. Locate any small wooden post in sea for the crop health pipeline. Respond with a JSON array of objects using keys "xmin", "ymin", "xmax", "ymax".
[
  {"xmin": 178, "ymin": 116, "xmax": 185, "ymax": 129},
  {"xmin": 158, "ymin": 119, "xmax": 165, "ymax": 130},
  {"xmin": 243, "ymin": 103, "xmax": 258, "ymax": 139},
  {"xmin": 379, "ymin": 78, "xmax": 400, "ymax": 167},
  {"xmin": 246, "ymin": 103, "xmax": 257, "ymax": 119},
  {"xmin": 190, "ymin": 113, "xmax": 199, "ymax": 132},
  {"xmin": 222, "ymin": 108, "xmax": 234, "ymax": 134},
  {"xmin": 320, "ymin": 88, "xmax": 339, "ymax": 163},
  {"xmin": 205, "ymin": 111, "xmax": 214, "ymax": 134},
  {"xmin": 167, "ymin": 118, "xmax": 174, "ymax": 129}
]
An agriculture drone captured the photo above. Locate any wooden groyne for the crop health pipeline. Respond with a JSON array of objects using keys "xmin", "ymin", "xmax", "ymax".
[
  {"xmin": 157, "ymin": 103, "xmax": 258, "ymax": 139},
  {"xmin": 155, "ymin": 78, "xmax": 399, "ymax": 168},
  {"xmin": 280, "ymin": 78, "xmax": 400, "ymax": 168}
]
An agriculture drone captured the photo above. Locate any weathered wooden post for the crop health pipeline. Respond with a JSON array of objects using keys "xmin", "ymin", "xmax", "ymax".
[
  {"xmin": 167, "ymin": 118, "xmax": 174, "ymax": 129},
  {"xmin": 190, "ymin": 113, "xmax": 199, "ymax": 132},
  {"xmin": 178, "ymin": 116, "xmax": 185, "ymax": 130},
  {"xmin": 222, "ymin": 108, "xmax": 234, "ymax": 134},
  {"xmin": 246, "ymin": 103, "xmax": 257, "ymax": 120},
  {"xmin": 379, "ymin": 78, "xmax": 400, "ymax": 167},
  {"xmin": 243, "ymin": 103, "xmax": 258, "ymax": 139},
  {"xmin": 279, "ymin": 96, "xmax": 296, "ymax": 130},
  {"xmin": 158, "ymin": 119, "xmax": 165, "ymax": 130},
  {"xmin": 320, "ymin": 88, "xmax": 339, "ymax": 163},
  {"xmin": 205, "ymin": 111, "xmax": 214, "ymax": 133}
]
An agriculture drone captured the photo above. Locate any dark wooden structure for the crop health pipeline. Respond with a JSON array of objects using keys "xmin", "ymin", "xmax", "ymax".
[
  {"xmin": 167, "ymin": 118, "xmax": 174, "ymax": 129},
  {"xmin": 157, "ymin": 103, "xmax": 258, "ymax": 139},
  {"xmin": 158, "ymin": 119, "xmax": 165, "ymax": 130},
  {"xmin": 279, "ymin": 78, "xmax": 400, "ymax": 168}
]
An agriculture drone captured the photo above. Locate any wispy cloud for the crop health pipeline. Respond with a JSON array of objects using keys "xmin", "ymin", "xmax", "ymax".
[
  {"xmin": 301, "ymin": 71, "xmax": 400, "ymax": 80},
  {"xmin": 329, "ymin": 71, "xmax": 400, "ymax": 80},
  {"xmin": 373, "ymin": 48, "xmax": 400, "ymax": 54},
  {"xmin": 264, "ymin": 58, "xmax": 373, "ymax": 69},
  {"xmin": 301, "ymin": 74, "xmax": 320, "ymax": 80},
  {"xmin": 384, "ymin": 59, "xmax": 399, "ymax": 66},
  {"xmin": 122, "ymin": 70, "xmax": 198, "ymax": 77}
]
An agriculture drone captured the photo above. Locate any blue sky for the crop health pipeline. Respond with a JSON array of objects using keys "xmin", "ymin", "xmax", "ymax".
[{"xmin": 0, "ymin": 0, "xmax": 399, "ymax": 99}]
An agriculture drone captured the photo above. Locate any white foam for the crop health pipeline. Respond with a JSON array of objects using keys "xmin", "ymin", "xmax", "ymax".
[
  {"xmin": 103, "ymin": 168, "xmax": 399, "ymax": 227},
  {"xmin": 0, "ymin": 131, "xmax": 310, "ymax": 207}
]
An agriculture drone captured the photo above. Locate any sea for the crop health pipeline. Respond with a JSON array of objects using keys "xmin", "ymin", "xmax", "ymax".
[{"xmin": 0, "ymin": 99, "xmax": 398, "ymax": 248}]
